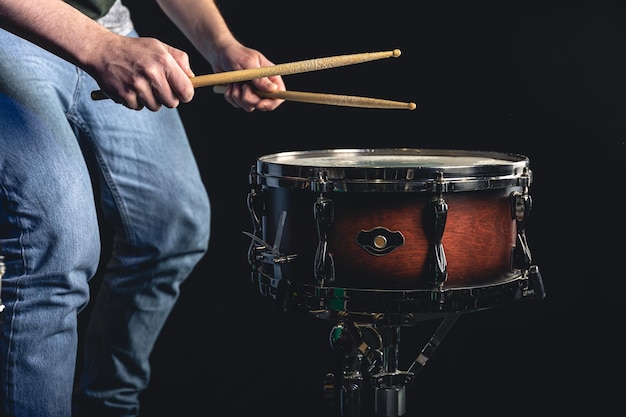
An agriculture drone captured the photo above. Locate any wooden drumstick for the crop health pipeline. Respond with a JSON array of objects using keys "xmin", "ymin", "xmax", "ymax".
[
  {"xmin": 91, "ymin": 49, "xmax": 401, "ymax": 100},
  {"xmin": 213, "ymin": 85, "xmax": 417, "ymax": 110}
]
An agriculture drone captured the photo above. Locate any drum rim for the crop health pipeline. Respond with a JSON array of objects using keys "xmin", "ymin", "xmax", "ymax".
[
  {"xmin": 258, "ymin": 148, "xmax": 529, "ymax": 165},
  {"xmin": 255, "ymin": 148, "xmax": 531, "ymax": 192},
  {"xmin": 252, "ymin": 270, "xmax": 533, "ymax": 322}
]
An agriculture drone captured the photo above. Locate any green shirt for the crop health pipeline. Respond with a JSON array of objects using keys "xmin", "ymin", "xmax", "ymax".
[{"xmin": 64, "ymin": 0, "xmax": 117, "ymax": 20}]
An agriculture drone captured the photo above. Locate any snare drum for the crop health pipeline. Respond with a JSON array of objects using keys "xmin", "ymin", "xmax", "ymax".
[{"xmin": 247, "ymin": 148, "xmax": 541, "ymax": 319}]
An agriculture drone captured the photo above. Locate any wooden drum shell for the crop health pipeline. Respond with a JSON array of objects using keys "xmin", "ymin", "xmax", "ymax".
[{"xmin": 260, "ymin": 187, "xmax": 517, "ymax": 290}]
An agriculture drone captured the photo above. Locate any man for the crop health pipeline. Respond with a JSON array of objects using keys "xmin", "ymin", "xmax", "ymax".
[{"xmin": 0, "ymin": 1, "xmax": 285, "ymax": 416}]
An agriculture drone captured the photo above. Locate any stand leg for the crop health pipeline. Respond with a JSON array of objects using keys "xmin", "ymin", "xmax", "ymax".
[
  {"xmin": 407, "ymin": 314, "xmax": 460, "ymax": 375},
  {"xmin": 373, "ymin": 326, "xmax": 406, "ymax": 417}
]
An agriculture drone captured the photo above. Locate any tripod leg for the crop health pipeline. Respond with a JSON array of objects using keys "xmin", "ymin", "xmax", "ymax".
[{"xmin": 408, "ymin": 314, "xmax": 460, "ymax": 375}]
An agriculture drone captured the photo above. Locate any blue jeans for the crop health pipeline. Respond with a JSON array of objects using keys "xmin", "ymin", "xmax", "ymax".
[{"xmin": 0, "ymin": 29, "xmax": 210, "ymax": 417}]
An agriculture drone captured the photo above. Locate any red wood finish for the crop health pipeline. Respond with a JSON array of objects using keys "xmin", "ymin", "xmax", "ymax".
[
  {"xmin": 327, "ymin": 190, "xmax": 516, "ymax": 289},
  {"xmin": 261, "ymin": 187, "xmax": 518, "ymax": 290}
]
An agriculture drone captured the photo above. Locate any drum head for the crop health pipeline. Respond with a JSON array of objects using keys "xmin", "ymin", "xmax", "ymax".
[{"xmin": 255, "ymin": 148, "xmax": 531, "ymax": 192}]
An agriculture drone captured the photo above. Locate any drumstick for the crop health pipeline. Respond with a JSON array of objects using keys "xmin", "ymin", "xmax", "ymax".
[
  {"xmin": 213, "ymin": 85, "xmax": 417, "ymax": 110},
  {"xmin": 91, "ymin": 49, "xmax": 401, "ymax": 100}
]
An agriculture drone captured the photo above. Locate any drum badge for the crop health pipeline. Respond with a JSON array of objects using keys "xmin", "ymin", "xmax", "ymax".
[{"xmin": 355, "ymin": 227, "xmax": 405, "ymax": 256}]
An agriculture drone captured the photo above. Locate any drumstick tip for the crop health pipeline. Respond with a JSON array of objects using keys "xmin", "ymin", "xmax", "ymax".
[
  {"xmin": 408, "ymin": 102, "xmax": 417, "ymax": 110},
  {"xmin": 392, "ymin": 49, "xmax": 401, "ymax": 57}
]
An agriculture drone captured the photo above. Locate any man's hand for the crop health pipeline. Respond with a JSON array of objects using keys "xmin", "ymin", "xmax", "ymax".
[{"xmin": 92, "ymin": 35, "xmax": 196, "ymax": 111}]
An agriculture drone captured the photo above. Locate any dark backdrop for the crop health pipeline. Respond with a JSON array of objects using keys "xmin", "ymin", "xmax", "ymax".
[{"xmin": 97, "ymin": 1, "xmax": 624, "ymax": 415}]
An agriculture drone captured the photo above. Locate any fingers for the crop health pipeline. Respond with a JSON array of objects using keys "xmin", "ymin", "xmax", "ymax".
[
  {"xmin": 142, "ymin": 46, "xmax": 194, "ymax": 110},
  {"xmin": 221, "ymin": 76, "xmax": 285, "ymax": 112},
  {"xmin": 100, "ymin": 40, "xmax": 195, "ymax": 111},
  {"xmin": 167, "ymin": 45, "xmax": 195, "ymax": 102},
  {"xmin": 169, "ymin": 45, "xmax": 195, "ymax": 79},
  {"xmin": 220, "ymin": 84, "xmax": 263, "ymax": 112},
  {"xmin": 211, "ymin": 46, "xmax": 286, "ymax": 112},
  {"xmin": 251, "ymin": 74, "xmax": 286, "ymax": 111}
]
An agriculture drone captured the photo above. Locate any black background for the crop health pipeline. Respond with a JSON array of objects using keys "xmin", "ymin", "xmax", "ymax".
[{"xmin": 96, "ymin": 1, "xmax": 624, "ymax": 415}]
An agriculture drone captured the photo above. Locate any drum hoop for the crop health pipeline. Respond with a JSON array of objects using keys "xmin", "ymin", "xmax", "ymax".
[
  {"xmin": 255, "ymin": 148, "xmax": 531, "ymax": 192},
  {"xmin": 252, "ymin": 269, "xmax": 532, "ymax": 322},
  {"xmin": 256, "ymin": 175, "xmax": 528, "ymax": 192}
]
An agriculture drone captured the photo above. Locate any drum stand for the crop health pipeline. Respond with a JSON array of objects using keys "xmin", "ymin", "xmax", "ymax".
[{"xmin": 321, "ymin": 313, "xmax": 458, "ymax": 417}]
